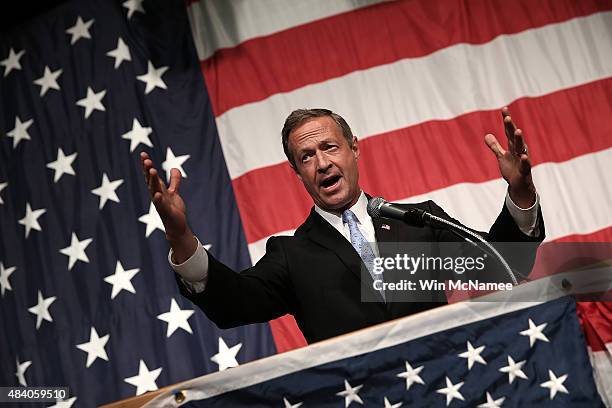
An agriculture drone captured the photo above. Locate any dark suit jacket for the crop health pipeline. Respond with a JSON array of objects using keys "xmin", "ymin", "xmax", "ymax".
[{"xmin": 178, "ymin": 200, "xmax": 544, "ymax": 344}]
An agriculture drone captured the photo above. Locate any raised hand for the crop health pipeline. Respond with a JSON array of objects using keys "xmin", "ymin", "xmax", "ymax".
[
  {"xmin": 484, "ymin": 107, "xmax": 537, "ymax": 208},
  {"xmin": 140, "ymin": 151, "xmax": 196, "ymax": 262}
]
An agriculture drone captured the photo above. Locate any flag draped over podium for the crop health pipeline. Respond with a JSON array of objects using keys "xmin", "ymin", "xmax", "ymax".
[{"xmin": 147, "ymin": 295, "xmax": 605, "ymax": 407}]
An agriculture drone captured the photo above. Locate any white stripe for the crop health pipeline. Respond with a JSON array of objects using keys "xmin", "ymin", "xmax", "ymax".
[
  {"xmin": 589, "ymin": 348, "xmax": 612, "ymax": 407},
  {"xmin": 247, "ymin": 148, "xmax": 612, "ymax": 263},
  {"xmin": 217, "ymin": 12, "xmax": 612, "ymax": 179},
  {"xmin": 186, "ymin": 0, "xmax": 387, "ymax": 60},
  {"xmin": 146, "ymin": 270, "xmax": 605, "ymax": 406},
  {"xmin": 248, "ymin": 229, "xmax": 295, "ymax": 265},
  {"xmin": 401, "ymin": 148, "xmax": 612, "ymax": 243}
]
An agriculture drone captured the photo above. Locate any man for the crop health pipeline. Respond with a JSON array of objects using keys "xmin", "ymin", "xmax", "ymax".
[{"xmin": 140, "ymin": 108, "xmax": 543, "ymax": 344}]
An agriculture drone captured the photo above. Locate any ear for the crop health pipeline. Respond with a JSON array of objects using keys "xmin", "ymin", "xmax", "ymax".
[{"xmin": 352, "ymin": 136, "xmax": 360, "ymax": 160}]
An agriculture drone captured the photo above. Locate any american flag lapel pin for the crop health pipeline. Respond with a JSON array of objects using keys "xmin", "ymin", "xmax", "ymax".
[{"xmin": 382, "ymin": 224, "xmax": 391, "ymax": 230}]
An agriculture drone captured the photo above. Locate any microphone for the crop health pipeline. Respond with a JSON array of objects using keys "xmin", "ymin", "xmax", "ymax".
[
  {"xmin": 367, "ymin": 197, "xmax": 520, "ymax": 285},
  {"xmin": 367, "ymin": 196, "xmax": 430, "ymax": 227}
]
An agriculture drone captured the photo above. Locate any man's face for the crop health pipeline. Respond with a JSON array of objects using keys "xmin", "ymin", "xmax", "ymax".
[{"xmin": 288, "ymin": 116, "xmax": 361, "ymax": 212}]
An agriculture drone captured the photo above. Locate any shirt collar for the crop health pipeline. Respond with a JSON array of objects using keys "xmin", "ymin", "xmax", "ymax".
[{"xmin": 314, "ymin": 191, "xmax": 369, "ymax": 228}]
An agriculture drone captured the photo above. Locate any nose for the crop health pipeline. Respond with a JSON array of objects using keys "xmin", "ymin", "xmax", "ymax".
[{"xmin": 315, "ymin": 150, "xmax": 331, "ymax": 173}]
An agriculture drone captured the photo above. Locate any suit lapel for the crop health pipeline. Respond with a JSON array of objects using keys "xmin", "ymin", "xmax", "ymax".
[
  {"xmin": 303, "ymin": 208, "xmax": 386, "ymax": 304},
  {"xmin": 304, "ymin": 209, "xmax": 362, "ymax": 277}
]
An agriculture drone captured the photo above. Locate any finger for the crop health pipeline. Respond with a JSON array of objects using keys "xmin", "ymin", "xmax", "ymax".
[
  {"xmin": 142, "ymin": 158, "xmax": 152, "ymax": 180},
  {"xmin": 503, "ymin": 114, "xmax": 517, "ymax": 149},
  {"xmin": 501, "ymin": 106, "xmax": 510, "ymax": 118},
  {"xmin": 484, "ymin": 133, "xmax": 506, "ymax": 159},
  {"xmin": 148, "ymin": 167, "xmax": 167, "ymax": 195},
  {"xmin": 140, "ymin": 153, "xmax": 150, "ymax": 177},
  {"xmin": 168, "ymin": 168, "xmax": 182, "ymax": 193},
  {"xmin": 514, "ymin": 129, "xmax": 526, "ymax": 156},
  {"xmin": 152, "ymin": 191, "xmax": 163, "ymax": 205}
]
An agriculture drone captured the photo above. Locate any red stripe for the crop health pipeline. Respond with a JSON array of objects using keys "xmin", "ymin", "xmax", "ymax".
[
  {"xmin": 201, "ymin": 0, "xmax": 612, "ymax": 116},
  {"xmin": 529, "ymin": 226, "xmax": 612, "ymax": 280},
  {"xmin": 577, "ymin": 301, "xmax": 612, "ymax": 352},
  {"xmin": 269, "ymin": 315, "xmax": 308, "ymax": 352},
  {"xmin": 233, "ymin": 78, "xmax": 612, "ymax": 244}
]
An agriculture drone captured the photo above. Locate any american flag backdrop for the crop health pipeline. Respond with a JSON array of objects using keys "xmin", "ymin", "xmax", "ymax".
[
  {"xmin": 1, "ymin": 0, "xmax": 611, "ymax": 406},
  {"xmin": 146, "ymin": 294, "xmax": 605, "ymax": 407}
]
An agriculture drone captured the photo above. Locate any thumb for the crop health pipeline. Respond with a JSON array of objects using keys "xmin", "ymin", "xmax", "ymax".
[{"xmin": 484, "ymin": 133, "xmax": 505, "ymax": 159}]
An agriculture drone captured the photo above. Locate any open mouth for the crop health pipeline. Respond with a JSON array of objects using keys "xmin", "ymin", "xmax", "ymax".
[{"xmin": 320, "ymin": 175, "xmax": 341, "ymax": 191}]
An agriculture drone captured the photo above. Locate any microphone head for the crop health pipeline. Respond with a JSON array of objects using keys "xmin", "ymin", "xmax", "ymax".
[{"xmin": 367, "ymin": 196, "xmax": 385, "ymax": 218}]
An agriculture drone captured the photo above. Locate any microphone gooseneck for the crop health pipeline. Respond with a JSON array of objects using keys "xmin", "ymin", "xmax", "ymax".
[{"xmin": 367, "ymin": 197, "xmax": 519, "ymax": 285}]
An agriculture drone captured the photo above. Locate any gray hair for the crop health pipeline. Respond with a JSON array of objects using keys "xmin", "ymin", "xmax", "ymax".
[{"xmin": 281, "ymin": 108, "xmax": 354, "ymax": 168}]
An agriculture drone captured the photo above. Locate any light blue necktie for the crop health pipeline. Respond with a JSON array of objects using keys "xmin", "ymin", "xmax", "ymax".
[{"xmin": 342, "ymin": 209, "xmax": 385, "ymax": 301}]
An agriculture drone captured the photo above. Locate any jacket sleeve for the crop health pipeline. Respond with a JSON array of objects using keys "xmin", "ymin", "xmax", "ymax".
[
  {"xmin": 176, "ymin": 236, "xmax": 295, "ymax": 329},
  {"xmin": 425, "ymin": 200, "xmax": 545, "ymax": 282}
]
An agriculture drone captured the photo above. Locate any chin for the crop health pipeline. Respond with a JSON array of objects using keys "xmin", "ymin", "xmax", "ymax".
[{"xmin": 319, "ymin": 195, "xmax": 350, "ymax": 211}]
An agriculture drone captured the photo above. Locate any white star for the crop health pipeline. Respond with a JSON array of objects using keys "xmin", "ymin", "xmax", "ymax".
[
  {"xmin": 7, "ymin": 116, "xmax": 33, "ymax": 148},
  {"xmin": 124, "ymin": 360, "xmax": 162, "ymax": 396},
  {"xmin": 76, "ymin": 87, "xmax": 106, "ymax": 119},
  {"xmin": 15, "ymin": 357, "xmax": 32, "ymax": 386},
  {"xmin": 65, "ymin": 17, "xmax": 94, "ymax": 45},
  {"xmin": 157, "ymin": 298, "xmax": 194, "ymax": 337},
  {"xmin": 33, "ymin": 66, "xmax": 62, "ymax": 96},
  {"xmin": 76, "ymin": 327, "xmax": 110, "ymax": 368},
  {"xmin": 46, "ymin": 148, "xmax": 77, "ymax": 183},
  {"xmin": 0, "ymin": 181, "xmax": 6, "ymax": 204},
  {"xmin": 540, "ymin": 370, "xmax": 569, "ymax": 400},
  {"xmin": 283, "ymin": 397, "xmax": 303, "ymax": 408},
  {"xmin": 397, "ymin": 361, "xmax": 425, "ymax": 391},
  {"xmin": 499, "ymin": 355, "xmax": 528, "ymax": 384},
  {"xmin": 104, "ymin": 261, "xmax": 139, "ymax": 299},
  {"xmin": 91, "ymin": 173, "xmax": 124, "ymax": 209},
  {"xmin": 137, "ymin": 61, "xmax": 168, "ymax": 94},
  {"xmin": 1, "ymin": 48, "xmax": 25, "ymax": 77},
  {"xmin": 436, "ymin": 376, "xmax": 465, "ymax": 406},
  {"xmin": 28, "ymin": 290, "xmax": 56, "ymax": 329},
  {"xmin": 383, "ymin": 397, "xmax": 402, "ymax": 408},
  {"xmin": 520, "ymin": 318, "xmax": 549, "ymax": 347},
  {"xmin": 138, "ymin": 202, "xmax": 165, "ymax": 237},
  {"xmin": 122, "ymin": 118, "xmax": 152, "ymax": 152},
  {"xmin": 123, "ymin": 0, "xmax": 145, "ymax": 19},
  {"xmin": 161, "ymin": 147, "xmax": 189, "ymax": 182},
  {"xmin": 478, "ymin": 392, "xmax": 505, "ymax": 408},
  {"xmin": 211, "ymin": 337, "xmax": 242, "ymax": 371},
  {"xmin": 18, "ymin": 202, "xmax": 46, "ymax": 238},
  {"xmin": 0, "ymin": 262, "xmax": 16, "ymax": 297},
  {"xmin": 458, "ymin": 341, "xmax": 487, "ymax": 370},
  {"xmin": 336, "ymin": 379, "xmax": 364, "ymax": 407},
  {"xmin": 106, "ymin": 37, "xmax": 131, "ymax": 69},
  {"xmin": 59, "ymin": 232, "xmax": 93, "ymax": 270},
  {"xmin": 48, "ymin": 397, "xmax": 77, "ymax": 408}
]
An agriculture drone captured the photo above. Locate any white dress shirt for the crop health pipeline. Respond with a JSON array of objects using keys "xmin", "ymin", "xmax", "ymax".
[{"xmin": 170, "ymin": 191, "xmax": 540, "ymax": 293}]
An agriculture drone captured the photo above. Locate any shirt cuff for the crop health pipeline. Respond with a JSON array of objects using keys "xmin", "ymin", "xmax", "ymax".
[
  {"xmin": 505, "ymin": 191, "xmax": 540, "ymax": 237},
  {"xmin": 168, "ymin": 236, "xmax": 209, "ymax": 293}
]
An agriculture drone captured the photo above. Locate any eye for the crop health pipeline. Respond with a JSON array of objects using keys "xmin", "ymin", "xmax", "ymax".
[
  {"xmin": 323, "ymin": 144, "xmax": 338, "ymax": 151},
  {"xmin": 301, "ymin": 153, "xmax": 312, "ymax": 163}
]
